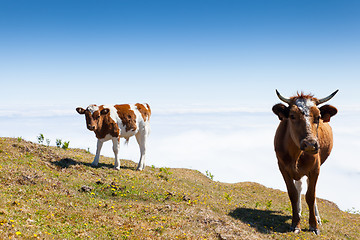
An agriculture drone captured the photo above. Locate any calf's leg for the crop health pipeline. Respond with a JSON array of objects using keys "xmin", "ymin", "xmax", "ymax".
[
  {"xmin": 112, "ymin": 137, "xmax": 121, "ymax": 170},
  {"xmin": 135, "ymin": 131, "xmax": 147, "ymax": 171},
  {"xmin": 92, "ymin": 139, "xmax": 103, "ymax": 166}
]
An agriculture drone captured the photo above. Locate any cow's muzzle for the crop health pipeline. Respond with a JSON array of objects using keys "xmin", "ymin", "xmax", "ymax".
[
  {"xmin": 87, "ymin": 125, "xmax": 96, "ymax": 131},
  {"xmin": 300, "ymin": 139, "xmax": 319, "ymax": 154}
]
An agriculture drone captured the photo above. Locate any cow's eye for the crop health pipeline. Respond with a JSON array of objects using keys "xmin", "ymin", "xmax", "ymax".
[
  {"xmin": 290, "ymin": 114, "xmax": 296, "ymax": 120},
  {"xmin": 93, "ymin": 113, "xmax": 100, "ymax": 120}
]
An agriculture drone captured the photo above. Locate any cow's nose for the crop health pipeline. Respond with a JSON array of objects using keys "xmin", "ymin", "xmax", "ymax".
[
  {"xmin": 87, "ymin": 125, "xmax": 95, "ymax": 130},
  {"xmin": 300, "ymin": 140, "xmax": 319, "ymax": 153}
]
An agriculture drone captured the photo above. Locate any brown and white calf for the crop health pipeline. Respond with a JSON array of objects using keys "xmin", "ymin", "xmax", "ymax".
[
  {"xmin": 272, "ymin": 90, "xmax": 338, "ymax": 235},
  {"xmin": 76, "ymin": 103, "xmax": 151, "ymax": 171}
]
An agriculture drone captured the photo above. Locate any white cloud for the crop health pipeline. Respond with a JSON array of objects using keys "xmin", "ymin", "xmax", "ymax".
[{"xmin": 0, "ymin": 107, "xmax": 359, "ymax": 211}]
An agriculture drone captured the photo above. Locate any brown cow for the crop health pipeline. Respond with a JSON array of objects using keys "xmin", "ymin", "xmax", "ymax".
[{"xmin": 272, "ymin": 90, "xmax": 338, "ymax": 235}]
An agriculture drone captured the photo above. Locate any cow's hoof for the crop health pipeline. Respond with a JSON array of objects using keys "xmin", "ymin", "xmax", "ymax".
[
  {"xmin": 310, "ymin": 227, "xmax": 320, "ymax": 235},
  {"xmin": 136, "ymin": 167, "xmax": 143, "ymax": 171},
  {"xmin": 290, "ymin": 227, "xmax": 301, "ymax": 234},
  {"xmin": 114, "ymin": 167, "xmax": 120, "ymax": 170},
  {"xmin": 91, "ymin": 163, "xmax": 98, "ymax": 167}
]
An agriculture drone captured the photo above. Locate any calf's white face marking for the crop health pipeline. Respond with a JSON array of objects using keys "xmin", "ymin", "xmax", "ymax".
[{"xmin": 87, "ymin": 104, "xmax": 99, "ymax": 114}]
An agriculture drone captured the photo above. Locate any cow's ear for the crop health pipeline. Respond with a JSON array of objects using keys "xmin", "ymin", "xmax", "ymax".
[
  {"xmin": 101, "ymin": 108, "xmax": 109, "ymax": 115},
  {"xmin": 76, "ymin": 107, "xmax": 85, "ymax": 114},
  {"xmin": 319, "ymin": 105, "xmax": 337, "ymax": 122},
  {"xmin": 272, "ymin": 103, "xmax": 289, "ymax": 121}
]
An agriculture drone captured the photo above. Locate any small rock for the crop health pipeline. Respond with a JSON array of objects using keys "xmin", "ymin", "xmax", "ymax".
[
  {"xmin": 79, "ymin": 185, "xmax": 93, "ymax": 192},
  {"xmin": 18, "ymin": 175, "xmax": 36, "ymax": 185}
]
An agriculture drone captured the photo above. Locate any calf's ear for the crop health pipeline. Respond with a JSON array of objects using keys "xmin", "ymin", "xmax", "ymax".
[
  {"xmin": 272, "ymin": 103, "xmax": 289, "ymax": 120},
  {"xmin": 319, "ymin": 105, "xmax": 337, "ymax": 122},
  {"xmin": 76, "ymin": 107, "xmax": 85, "ymax": 114},
  {"xmin": 101, "ymin": 108, "xmax": 109, "ymax": 115}
]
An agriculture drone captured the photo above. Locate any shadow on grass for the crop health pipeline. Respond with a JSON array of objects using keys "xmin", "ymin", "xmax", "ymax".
[
  {"xmin": 229, "ymin": 208, "xmax": 291, "ymax": 234},
  {"xmin": 53, "ymin": 158, "xmax": 135, "ymax": 170}
]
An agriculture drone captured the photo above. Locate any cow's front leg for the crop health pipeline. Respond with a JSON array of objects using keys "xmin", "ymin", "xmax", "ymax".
[
  {"xmin": 314, "ymin": 199, "xmax": 321, "ymax": 225},
  {"xmin": 279, "ymin": 167, "xmax": 301, "ymax": 233},
  {"xmin": 92, "ymin": 139, "xmax": 103, "ymax": 167},
  {"xmin": 307, "ymin": 178, "xmax": 322, "ymax": 226},
  {"xmin": 112, "ymin": 137, "xmax": 121, "ymax": 170},
  {"xmin": 306, "ymin": 173, "xmax": 320, "ymax": 235}
]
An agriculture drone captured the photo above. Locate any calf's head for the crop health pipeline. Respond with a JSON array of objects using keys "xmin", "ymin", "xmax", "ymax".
[
  {"xmin": 273, "ymin": 90, "xmax": 338, "ymax": 154},
  {"xmin": 76, "ymin": 105, "xmax": 109, "ymax": 131}
]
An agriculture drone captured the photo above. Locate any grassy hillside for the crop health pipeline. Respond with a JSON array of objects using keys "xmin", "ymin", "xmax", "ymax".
[{"xmin": 0, "ymin": 137, "xmax": 359, "ymax": 239}]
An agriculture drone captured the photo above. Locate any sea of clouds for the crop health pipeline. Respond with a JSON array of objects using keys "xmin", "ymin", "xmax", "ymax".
[{"xmin": 1, "ymin": 105, "xmax": 359, "ymax": 212}]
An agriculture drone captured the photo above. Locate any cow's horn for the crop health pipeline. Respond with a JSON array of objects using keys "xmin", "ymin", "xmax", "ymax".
[
  {"xmin": 275, "ymin": 89, "xmax": 291, "ymax": 104},
  {"xmin": 316, "ymin": 90, "xmax": 339, "ymax": 105}
]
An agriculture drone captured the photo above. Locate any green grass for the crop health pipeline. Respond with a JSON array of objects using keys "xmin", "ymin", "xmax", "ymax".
[{"xmin": 0, "ymin": 137, "xmax": 359, "ymax": 239}]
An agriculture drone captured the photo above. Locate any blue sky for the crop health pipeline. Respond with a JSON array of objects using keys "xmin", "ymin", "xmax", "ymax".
[
  {"xmin": 1, "ymin": 0, "xmax": 360, "ymax": 109},
  {"xmin": 1, "ymin": 0, "xmax": 360, "ymax": 211}
]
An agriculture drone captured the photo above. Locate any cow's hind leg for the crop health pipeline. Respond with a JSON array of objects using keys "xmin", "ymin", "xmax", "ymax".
[
  {"xmin": 112, "ymin": 137, "xmax": 121, "ymax": 170},
  {"xmin": 92, "ymin": 139, "xmax": 103, "ymax": 167},
  {"xmin": 294, "ymin": 178, "xmax": 303, "ymax": 218},
  {"xmin": 135, "ymin": 130, "xmax": 147, "ymax": 171},
  {"xmin": 314, "ymin": 199, "xmax": 321, "ymax": 225}
]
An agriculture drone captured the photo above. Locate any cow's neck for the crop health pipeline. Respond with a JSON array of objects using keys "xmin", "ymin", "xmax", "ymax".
[{"xmin": 94, "ymin": 116, "xmax": 111, "ymax": 138}]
